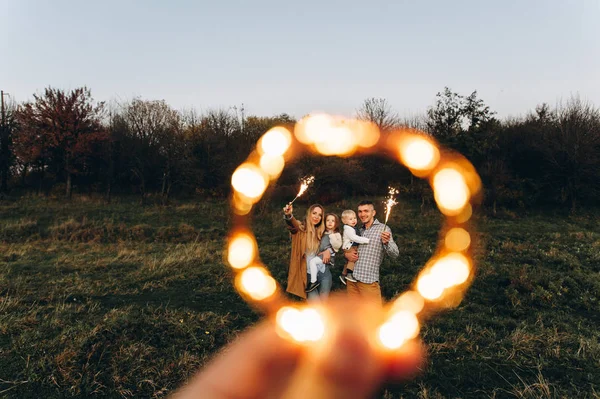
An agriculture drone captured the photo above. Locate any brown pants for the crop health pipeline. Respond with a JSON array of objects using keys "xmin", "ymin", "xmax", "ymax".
[
  {"xmin": 342, "ymin": 247, "xmax": 358, "ymax": 275},
  {"xmin": 346, "ymin": 280, "xmax": 382, "ymax": 305}
]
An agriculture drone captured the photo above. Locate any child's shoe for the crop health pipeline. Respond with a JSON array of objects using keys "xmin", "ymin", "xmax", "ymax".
[
  {"xmin": 306, "ymin": 281, "xmax": 320, "ymax": 293},
  {"xmin": 339, "ymin": 275, "xmax": 347, "ymax": 285},
  {"xmin": 345, "ymin": 272, "xmax": 357, "ymax": 283}
]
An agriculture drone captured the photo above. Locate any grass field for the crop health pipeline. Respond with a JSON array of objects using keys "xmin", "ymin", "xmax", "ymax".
[{"xmin": 1, "ymin": 196, "xmax": 599, "ymax": 398}]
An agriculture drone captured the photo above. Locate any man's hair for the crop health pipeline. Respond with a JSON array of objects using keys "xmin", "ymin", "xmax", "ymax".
[{"xmin": 358, "ymin": 200, "xmax": 374, "ymax": 208}]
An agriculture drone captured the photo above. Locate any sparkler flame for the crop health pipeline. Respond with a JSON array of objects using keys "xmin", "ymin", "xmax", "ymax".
[
  {"xmin": 383, "ymin": 186, "xmax": 399, "ymax": 226},
  {"xmin": 289, "ymin": 175, "xmax": 315, "ymax": 204}
]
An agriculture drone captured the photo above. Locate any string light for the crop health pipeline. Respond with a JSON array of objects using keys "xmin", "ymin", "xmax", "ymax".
[{"xmin": 227, "ymin": 113, "xmax": 481, "ymax": 349}]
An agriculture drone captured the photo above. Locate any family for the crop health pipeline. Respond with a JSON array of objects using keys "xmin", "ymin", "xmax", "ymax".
[{"xmin": 283, "ymin": 200, "xmax": 399, "ymax": 304}]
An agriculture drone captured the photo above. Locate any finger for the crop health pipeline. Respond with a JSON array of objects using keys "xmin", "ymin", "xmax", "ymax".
[
  {"xmin": 382, "ymin": 339, "xmax": 425, "ymax": 382},
  {"xmin": 286, "ymin": 332, "xmax": 381, "ymax": 399},
  {"xmin": 283, "ymin": 296, "xmax": 390, "ymax": 399},
  {"xmin": 172, "ymin": 323, "xmax": 302, "ymax": 399}
]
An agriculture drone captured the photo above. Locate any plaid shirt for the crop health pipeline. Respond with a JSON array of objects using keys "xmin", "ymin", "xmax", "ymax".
[{"xmin": 353, "ymin": 219, "xmax": 399, "ymax": 284}]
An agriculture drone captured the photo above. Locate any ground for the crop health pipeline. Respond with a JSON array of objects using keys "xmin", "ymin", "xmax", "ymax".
[{"xmin": 1, "ymin": 196, "xmax": 599, "ymax": 398}]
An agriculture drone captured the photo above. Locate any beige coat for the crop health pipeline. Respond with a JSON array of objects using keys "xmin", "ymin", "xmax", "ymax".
[{"xmin": 285, "ymin": 216, "xmax": 309, "ymax": 299}]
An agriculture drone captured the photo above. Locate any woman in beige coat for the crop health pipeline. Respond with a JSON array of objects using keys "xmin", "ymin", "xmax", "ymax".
[{"xmin": 282, "ymin": 203, "xmax": 327, "ymax": 300}]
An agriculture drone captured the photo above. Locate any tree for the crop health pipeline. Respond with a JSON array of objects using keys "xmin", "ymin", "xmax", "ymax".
[
  {"xmin": 356, "ymin": 98, "xmax": 400, "ymax": 132},
  {"xmin": 537, "ymin": 97, "xmax": 600, "ymax": 211},
  {"xmin": 16, "ymin": 87, "xmax": 106, "ymax": 198},
  {"xmin": 186, "ymin": 108, "xmax": 241, "ymax": 193},
  {"xmin": 158, "ymin": 113, "xmax": 187, "ymax": 204},
  {"xmin": 426, "ymin": 87, "xmax": 465, "ymax": 140},
  {"xmin": 0, "ymin": 95, "xmax": 17, "ymax": 195},
  {"xmin": 119, "ymin": 98, "xmax": 181, "ymax": 203},
  {"xmin": 426, "ymin": 88, "xmax": 507, "ymax": 212}
]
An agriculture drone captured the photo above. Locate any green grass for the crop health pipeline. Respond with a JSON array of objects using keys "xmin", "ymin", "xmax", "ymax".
[{"xmin": 1, "ymin": 196, "xmax": 599, "ymax": 398}]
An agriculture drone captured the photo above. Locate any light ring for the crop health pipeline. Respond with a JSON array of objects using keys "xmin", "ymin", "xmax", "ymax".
[{"xmin": 226, "ymin": 115, "xmax": 482, "ymax": 349}]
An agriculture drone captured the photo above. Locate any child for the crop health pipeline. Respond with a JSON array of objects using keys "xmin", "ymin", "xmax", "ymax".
[
  {"xmin": 340, "ymin": 209, "xmax": 370, "ymax": 284},
  {"xmin": 306, "ymin": 213, "xmax": 342, "ymax": 293}
]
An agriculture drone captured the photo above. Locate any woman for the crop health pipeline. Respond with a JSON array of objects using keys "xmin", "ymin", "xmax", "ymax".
[{"xmin": 283, "ymin": 203, "xmax": 333, "ymax": 301}]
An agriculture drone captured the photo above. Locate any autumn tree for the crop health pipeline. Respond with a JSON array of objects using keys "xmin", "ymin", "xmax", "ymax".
[{"xmin": 15, "ymin": 87, "xmax": 106, "ymax": 198}]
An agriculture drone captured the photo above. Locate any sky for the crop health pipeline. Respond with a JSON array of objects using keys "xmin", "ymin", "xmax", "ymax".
[{"xmin": 1, "ymin": 0, "xmax": 599, "ymax": 120}]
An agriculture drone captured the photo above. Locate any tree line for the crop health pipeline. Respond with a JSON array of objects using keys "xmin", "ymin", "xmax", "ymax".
[{"xmin": 0, "ymin": 86, "xmax": 598, "ymax": 212}]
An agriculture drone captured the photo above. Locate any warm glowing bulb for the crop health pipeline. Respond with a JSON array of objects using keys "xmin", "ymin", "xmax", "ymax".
[
  {"xmin": 298, "ymin": 114, "xmax": 332, "ymax": 144},
  {"xmin": 433, "ymin": 168, "xmax": 470, "ymax": 214},
  {"xmin": 315, "ymin": 125, "xmax": 356, "ymax": 156},
  {"xmin": 401, "ymin": 139, "xmax": 439, "ymax": 170},
  {"xmin": 232, "ymin": 194, "xmax": 253, "ymax": 216},
  {"xmin": 300, "ymin": 308, "xmax": 326, "ymax": 342},
  {"xmin": 353, "ymin": 120, "xmax": 380, "ymax": 148},
  {"xmin": 445, "ymin": 228, "xmax": 471, "ymax": 252},
  {"xmin": 378, "ymin": 311, "xmax": 420, "ymax": 349},
  {"xmin": 259, "ymin": 154, "xmax": 285, "ymax": 178},
  {"xmin": 231, "ymin": 163, "xmax": 268, "ymax": 200},
  {"xmin": 416, "ymin": 273, "xmax": 445, "ymax": 300},
  {"xmin": 378, "ymin": 322, "xmax": 407, "ymax": 349},
  {"xmin": 276, "ymin": 306, "xmax": 325, "ymax": 342},
  {"xmin": 430, "ymin": 253, "xmax": 470, "ymax": 287},
  {"xmin": 260, "ymin": 127, "xmax": 292, "ymax": 156},
  {"xmin": 239, "ymin": 267, "xmax": 277, "ymax": 301},
  {"xmin": 277, "ymin": 306, "xmax": 301, "ymax": 335},
  {"xmin": 393, "ymin": 291, "xmax": 425, "ymax": 314},
  {"xmin": 389, "ymin": 311, "xmax": 420, "ymax": 339},
  {"xmin": 228, "ymin": 234, "xmax": 255, "ymax": 269},
  {"xmin": 455, "ymin": 203, "xmax": 473, "ymax": 223}
]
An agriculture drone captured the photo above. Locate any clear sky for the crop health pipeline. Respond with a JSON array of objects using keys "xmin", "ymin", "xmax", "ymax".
[{"xmin": 2, "ymin": 0, "xmax": 599, "ymax": 119}]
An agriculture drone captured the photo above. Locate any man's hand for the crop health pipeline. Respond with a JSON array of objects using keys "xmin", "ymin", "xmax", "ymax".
[
  {"xmin": 320, "ymin": 251, "xmax": 331, "ymax": 264},
  {"xmin": 344, "ymin": 249, "xmax": 358, "ymax": 263},
  {"xmin": 283, "ymin": 203, "xmax": 293, "ymax": 216},
  {"xmin": 381, "ymin": 231, "xmax": 391, "ymax": 245}
]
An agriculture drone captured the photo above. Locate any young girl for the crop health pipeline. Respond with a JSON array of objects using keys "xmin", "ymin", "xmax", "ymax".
[{"xmin": 306, "ymin": 213, "xmax": 342, "ymax": 293}]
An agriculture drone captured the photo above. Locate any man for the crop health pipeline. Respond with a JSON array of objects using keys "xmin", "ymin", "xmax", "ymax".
[{"xmin": 344, "ymin": 200, "xmax": 399, "ymax": 304}]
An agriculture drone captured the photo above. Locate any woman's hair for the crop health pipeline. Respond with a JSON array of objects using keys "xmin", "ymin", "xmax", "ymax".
[
  {"xmin": 304, "ymin": 204, "xmax": 325, "ymax": 255},
  {"xmin": 325, "ymin": 213, "xmax": 341, "ymax": 233}
]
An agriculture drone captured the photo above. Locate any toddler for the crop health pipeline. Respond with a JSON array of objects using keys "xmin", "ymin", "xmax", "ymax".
[{"xmin": 340, "ymin": 209, "xmax": 369, "ymax": 284}]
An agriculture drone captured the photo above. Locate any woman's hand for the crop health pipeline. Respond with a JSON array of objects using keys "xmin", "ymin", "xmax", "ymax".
[
  {"xmin": 171, "ymin": 295, "xmax": 423, "ymax": 399},
  {"xmin": 320, "ymin": 250, "xmax": 331, "ymax": 264},
  {"xmin": 283, "ymin": 203, "xmax": 293, "ymax": 216}
]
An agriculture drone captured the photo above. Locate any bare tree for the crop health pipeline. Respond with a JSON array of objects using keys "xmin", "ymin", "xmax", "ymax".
[
  {"xmin": 356, "ymin": 97, "xmax": 400, "ymax": 132},
  {"xmin": 400, "ymin": 113, "xmax": 428, "ymax": 131},
  {"xmin": 538, "ymin": 96, "xmax": 600, "ymax": 212},
  {"xmin": 120, "ymin": 98, "xmax": 181, "ymax": 202},
  {"xmin": 0, "ymin": 94, "xmax": 17, "ymax": 195}
]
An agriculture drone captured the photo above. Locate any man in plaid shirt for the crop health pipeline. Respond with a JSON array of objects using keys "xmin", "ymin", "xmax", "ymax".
[{"xmin": 344, "ymin": 200, "xmax": 399, "ymax": 304}]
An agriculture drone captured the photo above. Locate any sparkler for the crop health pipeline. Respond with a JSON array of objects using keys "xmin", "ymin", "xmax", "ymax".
[
  {"xmin": 383, "ymin": 186, "xmax": 399, "ymax": 230},
  {"xmin": 289, "ymin": 175, "xmax": 315, "ymax": 205}
]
